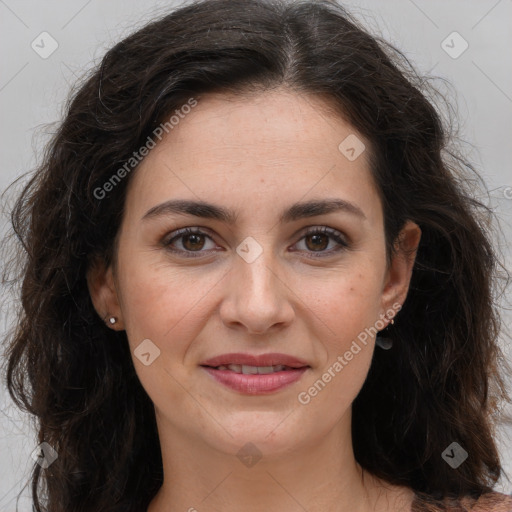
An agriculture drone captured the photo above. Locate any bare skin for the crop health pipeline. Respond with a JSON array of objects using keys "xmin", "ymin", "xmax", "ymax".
[{"xmin": 88, "ymin": 87, "xmax": 421, "ymax": 512}]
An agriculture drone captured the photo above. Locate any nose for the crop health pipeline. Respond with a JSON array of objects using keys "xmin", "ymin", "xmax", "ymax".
[{"xmin": 219, "ymin": 243, "xmax": 295, "ymax": 335}]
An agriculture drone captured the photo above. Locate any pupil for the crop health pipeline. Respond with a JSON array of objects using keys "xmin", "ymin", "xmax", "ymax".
[
  {"xmin": 306, "ymin": 233, "xmax": 328, "ymax": 251},
  {"xmin": 182, "ymin": 233, "xmax": 329, "ymax": 252},
  {"xmin": 184, "ymin": 234, "xmax": 204, "ymax": 250}
]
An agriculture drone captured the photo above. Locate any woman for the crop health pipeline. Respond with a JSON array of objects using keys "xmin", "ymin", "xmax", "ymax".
[{"xmin": 2, "ymin": 0, "xmax": 511, "ymax": 511}]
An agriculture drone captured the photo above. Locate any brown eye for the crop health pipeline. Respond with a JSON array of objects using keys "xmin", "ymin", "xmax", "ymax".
[
  {"xmin": 163, "ymin": 227, "xmax": 216, "ymax": 257},
  {"xmin": 294, "ymin": 226, "xmax": 349, "ymax": 258},
  {"xmin": 162, "ymin": 226, "xmax": 348, "ymax": 259},
  {"xmin": 304, "ymin": 233, "xmax": 329, "ymax": 252},
  {"xmin": 181, "ymin": 232, "xmax": 206, "ymax": 251}
]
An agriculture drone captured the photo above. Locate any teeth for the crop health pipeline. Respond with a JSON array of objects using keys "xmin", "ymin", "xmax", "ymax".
[
  {"xmin": 216, "ymin": 364, "xmax": 290, "ymax": 374},
  {"xmin": 257, "ymin": 366, "xmax": 275, "ymax": 374}
]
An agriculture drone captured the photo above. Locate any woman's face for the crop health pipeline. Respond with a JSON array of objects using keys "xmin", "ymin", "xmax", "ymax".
[{"xmin": 89, "ymin": 88, "xmax": 419, "ymax": 459}]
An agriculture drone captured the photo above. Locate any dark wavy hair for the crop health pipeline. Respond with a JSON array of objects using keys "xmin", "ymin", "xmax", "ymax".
[{"xmin": 1, "ymin": 0, "xmax": 510, "ymax": 511}]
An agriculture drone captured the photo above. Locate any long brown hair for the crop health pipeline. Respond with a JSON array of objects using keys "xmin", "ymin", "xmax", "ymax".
[{"xmin": 1, "ymin": 0, "xmax": 510, "ymax": 510}]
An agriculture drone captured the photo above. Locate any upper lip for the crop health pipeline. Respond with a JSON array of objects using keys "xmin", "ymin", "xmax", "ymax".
[{"xmin": 200, "ymin": 353, "xmax": 310, "ymax": 368}]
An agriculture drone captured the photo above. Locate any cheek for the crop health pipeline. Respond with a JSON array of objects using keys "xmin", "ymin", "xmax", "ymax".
[
  {"xmin": 118, "ymin": 250, "xmax": 384, "ymax": 350},
  {"xmin": 116, "ymin": 257, "xmax": 220, "ymax": 355},
  {"xmin": 297, "ymin": 272, "xmax": 380, "ymax": 412},
  {"xmin": 299, "ymin": 272, "xmax": 380, "ymax": 402},
  {"xmin": 115, "ymin": 261, "xmax": 218, "ymax": 408},
  {"xmin": 303, "ymin": 268, "xmax": 384, "ymax": 343},
  {"xmin": 301, "ymin": 269, "xmax": 382, "ymax": 387}
]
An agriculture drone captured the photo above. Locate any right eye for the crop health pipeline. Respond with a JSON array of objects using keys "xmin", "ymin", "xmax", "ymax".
[{"xmin": 162, "ymin": 227, "xmax": 218, "ymax": 257}]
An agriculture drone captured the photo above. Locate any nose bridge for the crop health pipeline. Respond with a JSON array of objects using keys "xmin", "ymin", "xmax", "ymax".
[
  {"xmin": 221, "ymin": 234, "xmax": 294, "ymax": 333},
  {"xmin": 236, "ymin": 234, "xmax": 281, "ymax": 306},
  {"xmin": 240, "ymin": 242, "xmax": 276, "ymax": 295}
]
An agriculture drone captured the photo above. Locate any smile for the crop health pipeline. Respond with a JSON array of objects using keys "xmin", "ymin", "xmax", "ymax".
[
  {"xmin": 201, "ymin": 365, "xmax": 309, "ymax": 394},
  {"xmin": 214, "ymin": 364, "xmax": 295, "ymax": 374}
]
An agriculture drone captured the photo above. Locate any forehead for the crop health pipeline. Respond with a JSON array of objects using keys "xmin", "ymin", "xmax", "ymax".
[
  {"xmin": 124, "ymin": 88, "xmax": 381, "ymax": 225},
  {"xmin": 162, "ymin": 88, "xmax": 361, "ymax": 160}
]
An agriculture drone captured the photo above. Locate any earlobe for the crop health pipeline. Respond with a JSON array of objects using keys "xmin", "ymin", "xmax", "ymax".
[
  {"xmin": 86, "ymin": 256, "xmax": 124, "ymax": 329},
  {"xmin": 381, "ymin": 220, "xmax": 421, "ymax": 314}
]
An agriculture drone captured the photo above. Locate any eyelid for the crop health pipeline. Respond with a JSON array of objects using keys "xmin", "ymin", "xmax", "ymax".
[
  {"xmin": 295, "ymin": 226, "xmax": 349, "ymax": 258},
  {"xmin": 161, "ymin": 227, "xmax": 219, "ymax": 251},
  {"xmin": 161, "ymin": 225, "xmax": 349, "ymax": 258}
]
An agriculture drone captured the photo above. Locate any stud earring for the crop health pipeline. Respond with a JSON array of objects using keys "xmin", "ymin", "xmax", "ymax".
[{"xmin": 108, "ymin": 316, "xmax": 117, "ymax": 325}]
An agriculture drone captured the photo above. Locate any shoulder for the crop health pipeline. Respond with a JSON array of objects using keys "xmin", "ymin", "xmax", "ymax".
[
  {"xmin": 413, "ymin": 490, "xmax": 512, "ymax": 511},
  {"xmin": 461, "ymin": 491, "xmax": 512, "ymax": 512}
]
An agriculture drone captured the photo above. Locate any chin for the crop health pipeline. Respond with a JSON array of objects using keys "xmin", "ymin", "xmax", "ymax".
[{"xmin": 203, "ymin": 411, "xmax": 312, "ymax": 459}]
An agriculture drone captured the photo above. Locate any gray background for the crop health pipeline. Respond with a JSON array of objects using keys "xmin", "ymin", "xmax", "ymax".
[{"xmin": 1, "ymin": 0, "xmax": 511, "ymax": 509}]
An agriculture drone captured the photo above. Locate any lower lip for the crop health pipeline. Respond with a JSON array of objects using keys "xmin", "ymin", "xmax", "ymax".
[{"xmin": 201, "ymin": 367, "xmax": 308, "ymax": 394}]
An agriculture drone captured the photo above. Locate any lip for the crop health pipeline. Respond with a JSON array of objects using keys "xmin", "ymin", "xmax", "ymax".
[
  {"xmin": 202, "ymin": 367, "xmax": 309, "ymax": 394},
  {"xmin": 200, "ymin": 352, "xmax": 310, "ymax": 395},
  {"xmin": 200, "ymin": 352, "xmax": 310, "ymax": 368}
]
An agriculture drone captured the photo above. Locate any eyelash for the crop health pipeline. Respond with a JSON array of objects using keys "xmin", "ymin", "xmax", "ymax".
[{"xmin": 162, "ymin": 226, "xmax": 349, "ymax": 259}]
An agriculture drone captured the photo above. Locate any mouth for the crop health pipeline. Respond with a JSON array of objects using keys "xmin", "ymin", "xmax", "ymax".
[
  {"xmin": 199, "ymin": 353, "xmax": 311, "ymax": 394},
  {"xmin": 203, "ymin": 363, "xmax": 304, "ymax": 374}
]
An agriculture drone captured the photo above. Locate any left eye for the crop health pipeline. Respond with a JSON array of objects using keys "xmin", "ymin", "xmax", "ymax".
[
  {"xmin": 294, "ymin": 227, "xmax": 348, "ymax": 256},
  {"xmin": 162, "ymin": 226, "xmax": 348, "ymax": 258}
]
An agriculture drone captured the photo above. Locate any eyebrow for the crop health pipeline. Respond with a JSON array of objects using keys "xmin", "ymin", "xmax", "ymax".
[{"xmin": 142, "ymin": 197, "xmax": 366, "ymax": 224}]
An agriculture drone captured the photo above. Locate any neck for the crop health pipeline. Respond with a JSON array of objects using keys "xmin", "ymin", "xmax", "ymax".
[{"xmin": 147, "ymin": 409, "xmax": 412, "ymax": 512}]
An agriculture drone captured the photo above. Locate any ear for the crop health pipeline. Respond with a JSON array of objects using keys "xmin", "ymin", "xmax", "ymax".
[
  {"xmin": 380, "ymin": 220, "xmax": 421, "ymax": 322},
  {"xmin": 86, "ymin": 256, "xmax": 124, "ymax": 330}
]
